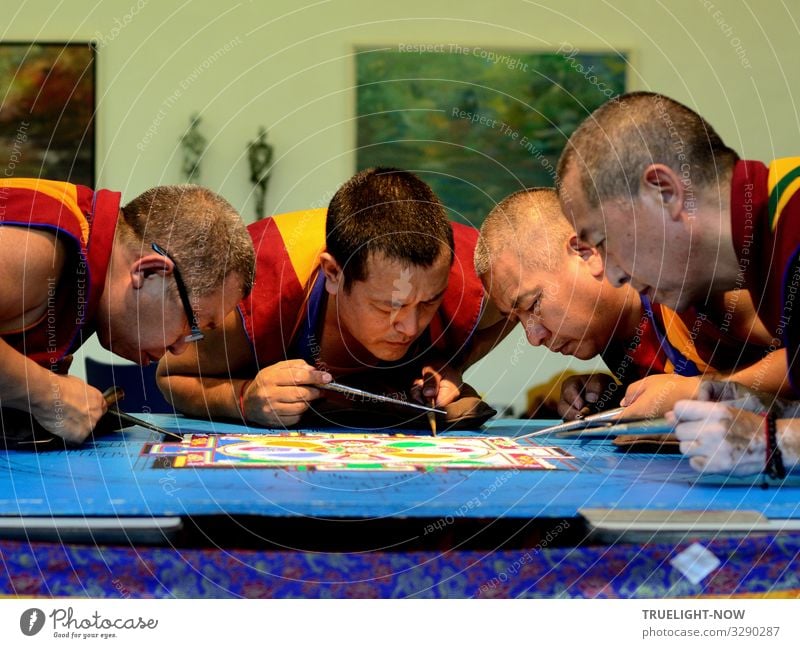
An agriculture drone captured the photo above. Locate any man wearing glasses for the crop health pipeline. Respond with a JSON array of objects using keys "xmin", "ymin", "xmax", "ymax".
[{"xmin": 0, "ymin": 180, "xmax": 254, "ymax": 444}]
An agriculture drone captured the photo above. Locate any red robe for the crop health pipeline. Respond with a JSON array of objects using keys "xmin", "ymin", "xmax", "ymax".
[
  {"xmin": 0, "ymin": 179, "xmax": 120, "ymax": 373},
  {"xmin": 601, "ymin": 299, "xmax": 771, "ymax": 385},
  {"xmin": 731, "ymin": 159, "xmax": 800, "ymax": 393},
  {"xmin": 238, "ymin": 209, "xmax": 485, "ymax": 370}
]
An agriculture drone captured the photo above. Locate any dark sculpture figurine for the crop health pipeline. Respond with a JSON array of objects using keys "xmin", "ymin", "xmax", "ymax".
[
  {"xmin": 248, "ymin": 126, "xmax": 274, "ymax": 220},
  {"xmin": 179, "ymin": 113, "xmax": 207, "ymax": 183}
]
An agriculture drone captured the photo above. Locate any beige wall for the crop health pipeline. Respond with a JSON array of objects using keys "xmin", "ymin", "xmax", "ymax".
[{"xmin": 5, "ymin": 0, "xmax": 798, "ymax": 413}]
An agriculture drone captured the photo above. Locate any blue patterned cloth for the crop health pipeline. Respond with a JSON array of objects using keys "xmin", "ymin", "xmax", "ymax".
[{"xmin": 2, "ymin": 533, "xmax": 799, "ymax": 598}]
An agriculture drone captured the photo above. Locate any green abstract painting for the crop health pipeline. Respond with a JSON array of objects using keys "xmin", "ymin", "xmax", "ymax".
[
  {"xmin": 0, "ymin": 43, "xmax": 95, "ymax": 185},
  {"xmin": 356, "ymin": 46, "xmax": 626, "ymax": 227}
]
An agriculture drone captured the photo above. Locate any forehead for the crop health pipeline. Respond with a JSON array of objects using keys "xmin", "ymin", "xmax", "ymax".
[
  {"xmin": 559, "ymin": 167, "xmax": 599, "ymax": 237},
  {"xmin": 357, "ymin": 252, "xmax": 450, "ymax": 296},
  {"xmin": 195, "ymin": 273, "xmax": 244, "ymax": 326},
  {"xmin": 486, "ymin": 255, "xmax": 550, "ymax": 307}
]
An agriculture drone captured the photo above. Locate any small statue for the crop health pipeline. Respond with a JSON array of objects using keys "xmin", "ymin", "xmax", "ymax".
[
  {"xmin": 179, "ymin": 113, "xmax": 207, "ymax": 183},
  {"xmin": 248, "ymin": 127, "xmax": 274, "ymax": 220}
]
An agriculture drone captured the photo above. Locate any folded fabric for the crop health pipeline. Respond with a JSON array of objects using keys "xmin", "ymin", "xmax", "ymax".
[{"xmin": 612, "ymin": 432, "xmax": 680, "ymax": 454}]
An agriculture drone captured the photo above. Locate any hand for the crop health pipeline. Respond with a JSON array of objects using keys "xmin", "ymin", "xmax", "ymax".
[
  {"xmin": 411, "ymin": 364, "xmax": 462, "ymax": 407},
  {"xmin": 668, "ymin": 400, "xmax": 766, "ymax": 475},
  {"xmin": 30, "ymin": 374, "xmax": 107, "ymax": 443},
  {"xmin": 620, "ymin": 374, "xmax": 701, "ymax": 418},
  {"xmin": 241, "ymin": 359, "xmax": 332, "ymax": 427},
  {"xmin": 558, "ymin": 373, "xmax": 617, "ymax": 420},
  {"xmin": 695, "ymin": 379, "xmax": 779, "ymax": 414}
]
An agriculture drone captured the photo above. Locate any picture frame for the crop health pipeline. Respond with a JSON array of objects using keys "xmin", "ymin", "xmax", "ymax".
[
  {"xmin": 0, "ymin": 41, "xmax": 96, "ymax": 186},
  {"xmin": 356, "ymin": 46, "xmax": 627, "ymax": 226}
]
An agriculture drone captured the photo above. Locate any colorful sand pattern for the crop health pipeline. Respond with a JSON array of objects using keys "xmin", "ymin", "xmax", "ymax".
[{"xmin": 142, "ymin": 433, "xmax": 573, "ymax": 472}]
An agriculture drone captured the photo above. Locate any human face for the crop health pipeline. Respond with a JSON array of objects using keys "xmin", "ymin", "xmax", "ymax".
[
  {"xmin": 100, "ymin": 272, "xmax": 243, "ymax": 366},
  {"xmin": 560, "ymin": 164, "xmax": 697, "ymax": 311},
  {"xmin": 332, "ymin": 251, "xmax": 451, "ymax": 362},
  {"xmin": 151, "ymin": 243, "xmax": 204, "ymax": 343},
  {"xmin": 486, "ymin": 248, "xmax": 623, "ymax": 360}
]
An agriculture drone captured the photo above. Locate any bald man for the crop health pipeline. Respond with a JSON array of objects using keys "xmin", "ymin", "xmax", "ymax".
[
  {"xmin": 557, "ymin": 91, "xmax": 800, "ymax": 475},
  {"xmin": 474, "ymin": 187, "xmax": 779, "ymax": 420}
]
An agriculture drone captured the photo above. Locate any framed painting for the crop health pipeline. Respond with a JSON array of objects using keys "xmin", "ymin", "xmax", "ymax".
[
  {"xmin": 0, "ymin": 41, "xmax": 96, "ymax": 186},
  {"xmin": 356, "ymin": 46, "xmax": 627, "ymax": 227}
]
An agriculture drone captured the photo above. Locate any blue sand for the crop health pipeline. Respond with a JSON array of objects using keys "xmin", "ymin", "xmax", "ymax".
[{"xmin": 1, "ymin": 417, "xmax": 798, "ymax": 519}]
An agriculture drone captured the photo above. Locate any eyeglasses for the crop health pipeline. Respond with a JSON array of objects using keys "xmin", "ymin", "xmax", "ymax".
[{"xmin": 151, "ymin": 242, "xmax": 204, "ymax": 343}]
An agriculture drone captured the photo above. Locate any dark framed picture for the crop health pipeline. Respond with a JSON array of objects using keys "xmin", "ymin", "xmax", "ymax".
[
  {"xmin": 0, "ymin": 41, "xmax": 96, "ymax": 186},
  {"xmin": 356, "ymin": 46, "xmax": 627, "ymax": 227}
]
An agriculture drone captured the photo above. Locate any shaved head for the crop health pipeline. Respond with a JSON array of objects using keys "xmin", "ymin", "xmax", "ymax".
[
  {"xmin": 475, "ymin": 188, "xmax": 574, "ymax": 277},
  {"xmin": 557, "ymin": 91, "xmax": 739, "ymax": 209}
]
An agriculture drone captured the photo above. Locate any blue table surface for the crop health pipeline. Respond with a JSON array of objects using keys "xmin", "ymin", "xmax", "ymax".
[{"xmin": 1, "ymin": 416, "xmax": 798, "ymax": 519}]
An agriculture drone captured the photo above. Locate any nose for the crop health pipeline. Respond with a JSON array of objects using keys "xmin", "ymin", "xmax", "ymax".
[
  {"xmin": 392, "ymin": 306, "xmax": 421, "ymax": 338},
  {"xmin": 168, "ymin": 336, "xmax": 190, "ymax": 356},
  {"xmin": 522, "ymin": 315, "xmax": 549, "ymax": 347},
  {"xmin": 605, "ymin": 263, "xmax": 630, "ymax": 288}
]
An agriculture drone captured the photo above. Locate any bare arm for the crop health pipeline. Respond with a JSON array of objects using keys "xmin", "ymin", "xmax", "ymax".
[
  {"xmin": 157, "ymin": 310, "xmax": 332, "ymax": 426},
  {"xmin": 622, "ymin": 289, "xmax": 792, "ymax": 417},
  {"xmin": 721, "ymin": 348, "xmax": 792, "ymax": 396},
  {"xmin": 156, "ymin": 309, "xmax": 256, "ymax": 419},
  {"xmin": 0, "ymin": 227, "xmax": 106, "ymax": 441}
]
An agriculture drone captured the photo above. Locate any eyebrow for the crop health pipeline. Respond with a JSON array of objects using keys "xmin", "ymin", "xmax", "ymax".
[
  {"xmin": 424, "ymin": 289, "xmax": 447, "ymax": 303},
  {"xmin": 378, "ymin": 288, "xmax": 447, "ymax": 306},
  {"xmin": 500, "ymin": 290, "xmax": 540, "ymax": 316}
]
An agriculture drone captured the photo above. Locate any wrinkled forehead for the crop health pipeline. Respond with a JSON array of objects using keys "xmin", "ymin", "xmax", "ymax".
[{"xmin": 484, "ymin": 255, "xmax": 547, "ymax": 309}]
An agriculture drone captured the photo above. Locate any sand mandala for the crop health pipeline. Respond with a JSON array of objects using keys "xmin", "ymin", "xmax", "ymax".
[{"xmin": 142, "ymin": 433, "xmax": 574, "ymax": 472}]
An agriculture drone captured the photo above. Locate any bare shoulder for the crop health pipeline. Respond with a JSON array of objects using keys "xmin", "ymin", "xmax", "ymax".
[{"xmin": 0, "ymin": 226, "xmax": 67, "ymax": 327}]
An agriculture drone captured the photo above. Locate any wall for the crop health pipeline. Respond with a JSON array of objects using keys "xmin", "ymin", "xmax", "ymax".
[{"xmin": 4, "ymin": 0, "xmax": 798, "ymax": 414}]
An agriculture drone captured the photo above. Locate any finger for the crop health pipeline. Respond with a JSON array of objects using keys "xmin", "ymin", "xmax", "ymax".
[
  {"xmin": 584, "ymin": 375, "xmax": 609, "ymax": 403},
  {"xmin": 410, "ymin": 380, "xmax": 424, "ymax": 403},
  {"xmin": 671, "ymin": 399, "xmax": 730, "ymax": 423},
  {"xmin": 286, "ymin": 367, "xmax": 333, "ymax": 386},
  {"xmin": 434, "ymin": 381, "xmax": 460, "ymax": 407},
  {"xmin": 689, "ymin": 455, "xmax": 709, "ymax": 472},
  {"xmin": 279, "ymin": 401, "xmax": 312, "ymax": 415},
  {"xmin": 678, "ymin": 439, "xmax": 705, "ymax": 457},
  {"xmin": 266, "ymin": 401, "xmax": 310, "ymax": 418},
  {"xmin": 63, "ymin": 424, "xmax": 93, "ymax": 444},
  {"xmin": 283, "ymin": 359, "xmax": 319, "ymax": 369},
  {"xmin": 558, "ymin": 401, "xmax": 582, "ymax": 421},
  {"xmin": 276, "ymin": 386, "xmax": 322, "ymax": 403},
  {"xmin": 673, "ymin": 420, "xmax": 730, "ymax": 452},
  {"xmin": 421, "ymin": 368, "xmax": 441, "ymax": 399},
  {"xmin": 561, "ymin": 379, "xmax": 584, "ymax": 409}
]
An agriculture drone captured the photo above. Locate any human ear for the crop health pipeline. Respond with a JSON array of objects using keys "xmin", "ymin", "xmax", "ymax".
[
  {"xmin": 319, "ymin": 252, "xmax": 344, "ymax": 295},
  {"xmin": 568, "ymin": 234, "xmax": 604, "ymax": 278},
  {"xmin": 642, "ymin": 164, "xmax": 684, "ymax": 220},
  {"xmin": 130, "ymin": 254, "xmax": 173, "ymax": 290}
]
